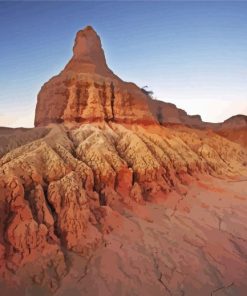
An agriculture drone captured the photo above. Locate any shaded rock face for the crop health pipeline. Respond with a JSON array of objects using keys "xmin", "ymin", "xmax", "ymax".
[
  {"xmin": 1, "ymin": 26, "xmax": 247, "ymax": 294},
  {"xmin": 220, "ymin": 114, "xmax": 247, "ymax": 130},
  {"xmin": 149, "ymin": 99, "xmax": 204, "ymax": 127},
  {"xmin": 214, "ymin": 116, "xmax": 247, "ymax": 148}
]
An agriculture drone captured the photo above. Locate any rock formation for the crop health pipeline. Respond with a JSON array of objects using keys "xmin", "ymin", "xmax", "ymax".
[
  {"xmin": 215, "ymin": 115, "xmax": 247, "ymax": 147},
  {"xmin": 35, "ymin": 26, "xmax": 156, "ymax": 127},
  {"xmin": 1, "ymin": 26, "xmax": 247, "ymax": 295}
]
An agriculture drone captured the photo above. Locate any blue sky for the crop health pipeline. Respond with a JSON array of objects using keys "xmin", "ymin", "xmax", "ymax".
[{"xmin": 0, "ymin": 1, "xmax": 247, "ymax": 127}]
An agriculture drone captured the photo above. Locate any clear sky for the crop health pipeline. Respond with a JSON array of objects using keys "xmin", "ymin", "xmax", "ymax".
[{"xmin": 0, "ymin": 1, "xmax": 247, "ymax": 127}]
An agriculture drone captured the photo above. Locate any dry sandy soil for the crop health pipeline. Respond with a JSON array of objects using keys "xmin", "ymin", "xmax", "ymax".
[
  {"xmin": 56, "ymin": 176, "xmax": 247, "ymax": 296},
  {"xmin": 2, "ymin": 175, "xmax": 246, "ymax": 296}
]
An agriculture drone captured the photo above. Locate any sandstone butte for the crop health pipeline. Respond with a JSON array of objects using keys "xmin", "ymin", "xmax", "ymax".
[{"xmin": 0, "ymin": 26, "xmax": 247, "ymax": 296}]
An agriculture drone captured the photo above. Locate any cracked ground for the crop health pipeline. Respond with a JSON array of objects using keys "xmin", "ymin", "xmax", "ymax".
[{"xmin": 54, "ymin": 176, "xmax": 247, "ymax": 296}]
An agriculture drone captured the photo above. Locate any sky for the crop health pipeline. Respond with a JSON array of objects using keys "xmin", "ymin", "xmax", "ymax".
[{"xmin": 0, "ymin": 1, "xmax": 247, "ymax": 127}]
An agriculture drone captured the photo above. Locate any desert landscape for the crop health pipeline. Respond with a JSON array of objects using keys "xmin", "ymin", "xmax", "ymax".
[{"xmin": 0, "ymin": 25, "xmax": 247, "ymax": 296}]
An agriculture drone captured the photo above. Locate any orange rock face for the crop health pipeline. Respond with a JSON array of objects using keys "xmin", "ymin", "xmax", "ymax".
[
  {"xmin": 35, "ymin": 26, "xmax": 156, "ymax": 127},
  {"xmin": 1, "ymin": 26, "xmax": 247, "ymax": 294}
]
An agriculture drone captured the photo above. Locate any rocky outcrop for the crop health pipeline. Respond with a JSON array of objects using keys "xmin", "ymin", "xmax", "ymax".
[
  {"xmin": 34, "ymin": 25, "xmax": 247, "ymax": 143},
  {"xmin": 214, "ymin": 115, "xmax": 247, "ymax": 147},
  {"xmin": 149, "ymin": 99, "xmax": 204, "ymax": 127},
  {"xmin": 35, "ymin": 26, "xmax": 207, "ymax": 128},
  {"xmin": 219, "ymin": 114, "xmax": 247, "ymax": 130},
  {"xmin": 35, "ymin": 26, "xmax": 156, "ymax": 127}
]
